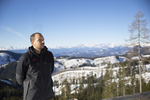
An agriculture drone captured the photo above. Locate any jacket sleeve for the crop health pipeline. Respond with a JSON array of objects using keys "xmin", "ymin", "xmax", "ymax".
[
  {"xmin": 50, "ymin": 52, "xmax": 54, "ymax": 74},
  {"xmin": 49, "ymin": 52, "xmax": 54, "ymax": 87},
  {"xmin": 16, "ymin": 53, "xmax": 29, "ymax": 86}
]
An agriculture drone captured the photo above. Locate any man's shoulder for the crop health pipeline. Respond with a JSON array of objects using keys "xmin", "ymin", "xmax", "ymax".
[
  {"xmin": 46, "ymin": 50, "xmax": 53, "ymax": 55},
  {"xmin": 45, "ymin": 50, "xmax": 54, "ymax": 59},
  {"xmin": 19, "ymin": 52, "xmax": 30, "ymax": 61}
]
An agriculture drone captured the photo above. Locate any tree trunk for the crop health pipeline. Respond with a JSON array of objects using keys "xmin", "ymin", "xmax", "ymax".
[{"xmin": 138, "ymin": 21, "xmax": 142, "ymax": 93}]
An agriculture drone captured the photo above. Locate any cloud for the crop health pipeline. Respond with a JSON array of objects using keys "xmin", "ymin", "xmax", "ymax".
[{"xmin": 0, "ymin": 26, "xmax": 27, "ymax": 41}]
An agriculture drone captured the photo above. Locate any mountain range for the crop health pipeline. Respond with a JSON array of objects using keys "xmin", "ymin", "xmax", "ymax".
[{"xmin": 0, "ymin": 43, "xmax": 130, "ymax": 57}]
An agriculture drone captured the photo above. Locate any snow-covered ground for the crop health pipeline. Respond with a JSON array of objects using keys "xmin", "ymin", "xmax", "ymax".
[
  {"xmin": 131, "ymin": 55, "xmax": 150, "ymax": 60},
  {"xmin": 55, "ymin": 56, "xmax": 126, "ymax": 70},
  {"xmin": 57, "ymin": 58, "xmax": 92, "ymax": 69},
  {"xmin": 52, "ymin": 55, "xmax": 150, "ymax": 95},
  {"xmin": 52, "ymin": 65, "xmax": 150, "ymax": 95},
  {"xmin": 0, "ymin": 63, "xmax": 8, "ymax": 68},
  {"xmin": 0, "ymin": 53, "xmax": 16, "ymax": 66}
]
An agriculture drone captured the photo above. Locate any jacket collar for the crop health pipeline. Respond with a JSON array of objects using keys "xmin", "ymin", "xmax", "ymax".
[{"xmin": 28, "ymin": 46, "xmax": 47, "ymax": 59}]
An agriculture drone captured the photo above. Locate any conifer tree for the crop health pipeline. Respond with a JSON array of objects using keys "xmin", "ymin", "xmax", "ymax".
[
  {"xmin": 102, "ymin": 62, "xmax": 112, "ymax": 99},
  {"xmin": 79, "ymin": 78, "xmax": 84, "ymax": 93},
  {"xmin": 147, "ymin": 81, "xmax": 150, "ymax": 91},
  {"xmin": 131, "ymin": 66, "xmax": 136, "ymax": 94},
  {"xmin": 135, "ymin": 79, "xmax": 140, "ymax": 93},
  {"xmin": 118, "ymin": 63, "xmax": 124, "ymax": 96},
  {"xmin": 110, "ymin": 63, "xmax": 117, "ymax": 98},
  {"xmin": 61, "ymin": 79, "xmax": 71, "ymax": 100},
  {"xmin": 121, "ymin": 62, "xmax": 126, "ymax": 96},
  {"xmin": 142, "ymin": 78, "xmax": 147, "ymax": 92}
]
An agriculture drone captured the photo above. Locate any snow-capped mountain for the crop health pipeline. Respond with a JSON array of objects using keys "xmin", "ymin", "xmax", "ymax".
[
  {"xmin": 48, "ymin": 43, "xmax": 129, "ymax": 57},
  {"xmin": 0, "ymin": 43, "xmax": 130, "ymax": 57}
]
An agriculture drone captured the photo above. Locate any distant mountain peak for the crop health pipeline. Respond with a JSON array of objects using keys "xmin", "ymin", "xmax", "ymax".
[
  {"xmin": 6, "ymin": 46, "xmax": 14, "ymax": 50},
  {"xmin": 48, "ymin": 43, "xmax": 126, "ymax": 49}
]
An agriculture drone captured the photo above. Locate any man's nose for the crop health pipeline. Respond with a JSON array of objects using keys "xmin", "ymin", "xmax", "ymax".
[{"xmin": 42, "ymin": 40, "xmax": 44, "ymax": 43}]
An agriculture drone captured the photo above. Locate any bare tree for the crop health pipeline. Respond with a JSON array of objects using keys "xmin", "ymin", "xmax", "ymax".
[{"xmin": 126, "ymin": 10, "xmax": 150, "ymax": 93}]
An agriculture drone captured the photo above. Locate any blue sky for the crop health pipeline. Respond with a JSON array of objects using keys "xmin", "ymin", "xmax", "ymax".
[{"xmin": 0, "ymin": 0, "xmax": 150, "ymax": 48}]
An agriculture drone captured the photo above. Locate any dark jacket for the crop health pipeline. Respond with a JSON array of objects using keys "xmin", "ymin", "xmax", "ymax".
[{"xmin": 16, "ymin": 46, "xmax": 54, "ymax": 100}]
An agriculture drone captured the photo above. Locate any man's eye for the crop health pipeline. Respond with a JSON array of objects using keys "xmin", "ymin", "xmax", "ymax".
[{"xmin": 38, "ymin": 39, "xmax": 44, "ymax": 42}]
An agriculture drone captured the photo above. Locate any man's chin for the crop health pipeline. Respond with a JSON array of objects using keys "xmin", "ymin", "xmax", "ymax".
[{"xmin": 41, "ymin": 45, "xmax": 44, "ymax": 49}]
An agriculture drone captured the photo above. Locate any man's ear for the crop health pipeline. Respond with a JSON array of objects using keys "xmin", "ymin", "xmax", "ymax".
[{"xmin": 31, "ymin": 41, "xmax": 34, "ymax": 45}]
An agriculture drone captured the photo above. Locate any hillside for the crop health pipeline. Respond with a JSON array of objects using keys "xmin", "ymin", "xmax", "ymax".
[
  {"xmin": 125, "ymin": 45, "xmax": 150, "ymax": 58},
  {"xmin": 0, "ymin": 61, "xmax": 18, "ymax": 80},
  {"xmin": 0, "ymin": 53, "xmax": 150, "ymax": 99},
  {"xmin": 52, "ymin": 64, "xmax": 150, "ymax": 95},
  {"xmin": 0, "ymin": 51, "xmax": 22, "ymax": 65}
]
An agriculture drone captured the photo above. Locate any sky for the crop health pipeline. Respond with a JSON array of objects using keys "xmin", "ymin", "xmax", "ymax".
[{"xmin": 0, "ymin": 0, "xmax": 150, "ymax": 48}]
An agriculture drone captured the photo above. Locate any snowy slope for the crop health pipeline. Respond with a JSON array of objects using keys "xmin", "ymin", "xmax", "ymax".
[
  {"xmin": 0, "ymin": 53, "xmax": 16, "ymax": 66},
  {"xmin": 0, "ymin": 63, "xmax": 8, "ymax": 68},
  {"xmin": 52, "ymin": 55, "xmax": 150, "ymax": 95},
  {"xmin": 52, "ymin": 55, "xmax": 127, "ymax": 81},
  {"xmin": 57, "ymin": 58, "xmax": 92, "ymax": 69},
  {"xmin": 52, "ymin": 64, "xmax": 150, "ymax": 95},
  {"xmin": 54, "ymin": 56, "xmax": 126, "ymax": 70}
]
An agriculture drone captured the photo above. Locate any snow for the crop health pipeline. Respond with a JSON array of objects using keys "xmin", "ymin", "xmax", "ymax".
[
  {"xmin": 53, "ymin": 56, "xmax": 127, "ymax": 76},
  {"xmin": 1, "ymin": 49, "xmax": 150, "ymax": 96},
  {"xmin": 54, "ymin": 56, "xmax": 127, "ymax": 71},
  {"xmin": 52, "ymin": 63, "xmax": 150, "ymax": 95},
  {"xmin": 52, "ymin": 55, "xmax": 150, "ymax": 95},
  {"xmin": 131, "ymin": 56, "xmax": 139, "ymax": 60},
  {"xmin": 0, "ymin": 53, "xmax": 8, "ymax": 57},
  {"xmin": 0, "ymin": 53, "xmax": 16, "ymax": 66},
  {"xmin": 142, "ymin": 55, "xmax": 150, "ymax": 58},
  {"xmin": 118, "ymin": 56, "xmax": 127, "ymax": 62},
  {"xmin": 0, "ymin": 79, "xmax": 13, "ymax": 85},
  {"xmin": 56, "ymin": 58, "xmax": 92, "ymax": 69},
  {"xmin": 131, "ymin": 55, "xmax": 150, "ymax": 60},
  {"xmin": 0, "ymin": 63, "xmax": 8, "ymax": 68},
  {"xmin": 0, "ymin": 43, "xmax": 129, "ymax": 56},
  {"xmin": 93, "ymin": 56, "xmax": 121, "ymax": 65},
  {"xmin": 0, "ymin": 43, "xmax": 126, "ymax": 50}
]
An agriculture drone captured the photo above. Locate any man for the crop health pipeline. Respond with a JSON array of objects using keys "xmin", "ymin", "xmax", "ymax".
[{"xmin": 16, "ymin": 33, "xmax": 54, "ymax": 100}]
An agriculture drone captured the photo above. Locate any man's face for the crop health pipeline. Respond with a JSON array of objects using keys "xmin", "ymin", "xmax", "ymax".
[{"xmin": 32, "ymin": 34, "xmax": 45, "ymax": 50}]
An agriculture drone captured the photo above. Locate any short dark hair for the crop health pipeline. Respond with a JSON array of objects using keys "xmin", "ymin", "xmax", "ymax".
[{"xmin": 30, "ymin": 32, "xmax": 42, "ymax": 42}]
